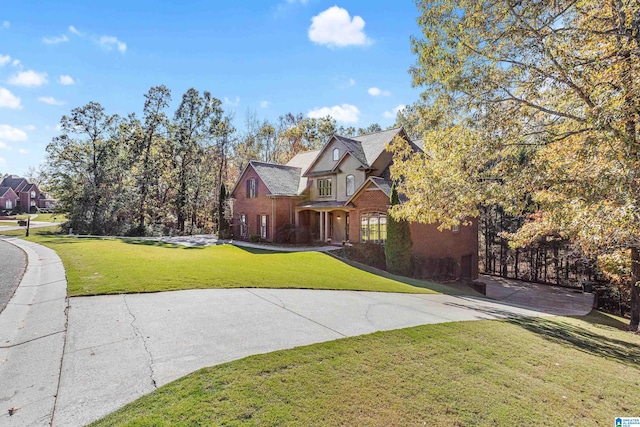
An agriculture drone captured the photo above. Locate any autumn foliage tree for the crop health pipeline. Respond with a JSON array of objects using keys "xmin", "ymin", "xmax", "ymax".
[{"xmin": 389, "ymin": 1, "xmax": 640, "ymax": 329}]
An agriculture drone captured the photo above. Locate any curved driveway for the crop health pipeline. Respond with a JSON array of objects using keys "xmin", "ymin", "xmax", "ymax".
[
  {"xmin": 0, "ymin": 238, "xmax": 26, "ymax": 314},
  {"xmin": 0, "ymin": 239, "xmax": 594, "ymax": 426}
]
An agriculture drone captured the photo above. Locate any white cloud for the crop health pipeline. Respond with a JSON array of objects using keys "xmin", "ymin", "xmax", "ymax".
[
  {"xmin": 383, "ymin": 104, "xmax": 406, "ymax": 119},
  {"xmin": 224, "ymin": 96, "xmax": 240, "ymax": 107},
  {"xmin": 368, "ymin": 87, "xmax": 391, "ymax": 97},
  {"xmin": 260, "ymin": 100, "xmax": 270, "ymax": 108},
  {"xmin": 0, "ymin": 87, "xmax": 22, "ymax": 109},
  {"xmin": 308, "ymin": 104, "xmax": 360, "ymax": 123},
  {"xmin": 43, "ymin": 34, "xmax": 69, "ymax": 44},
  {"xmin": 59, "ymin": 74, "xmax": 75, "ymax": 85},
  {"xmin": 0, "ymin": 141, "xmax": 12, "ymax": 150},
  {"xmin": 2, "ymin": 21, "xmax": 9, "ymax": 29},
  {"xmin": 38, "ymin": 96, "xmax": 65, "ymax": 106},
  {"xmin": 11, "ymin": 59, "xmax": 20, "ymax": 67},
  {"xmin": 69, "ymin": 25, "xmax": 82, "ymax": 35},
  {"xmin": 349, "ymin": 78, "xmax": 356, "ymax": 86},
  {"xmin": 309, "ymin": 6, "xmax": 371, "ymax": 48},
  {"xmin": 18, "ymin": 148, "xmax": 30, "ymax": 154},
  {"xmin": 0, "ymin": 124, "xmax": 28, "ymax": 141},
  {"xmin": 0, "ymin": 55, "xmax": 10, "ymax": 66},
  {"xmin": 99, "ymin": 36, "xmax": 127, "ymax": 53},
  {"xmin": 8, "ymin": 70, "xmax": 48, "ymax": 87}
]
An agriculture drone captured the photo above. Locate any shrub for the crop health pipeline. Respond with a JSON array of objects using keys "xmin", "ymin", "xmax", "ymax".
[
  {"xmin": 340, "ymin": 242, "xmax": 386, "ymax": 271},
  {"xmin": 385, "ymin": 184, "xmax": 413, "ymax": 275},
  {"xmin": 275, "ymin": 223, "xmax": 296, "ymax": 244},
  {"xmin": 220, "ymin": 228, "xmax": 233, "ymax": 240},
  {"xmin": 249, "ymin": 234, "xmax": 261, "ymax": 243}
]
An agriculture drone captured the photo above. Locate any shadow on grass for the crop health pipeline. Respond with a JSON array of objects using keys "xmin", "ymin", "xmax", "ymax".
[
  {"xmin": 231, "ymin": 245, "xmax": 288, "ymax": 255},
  {"xmin": 119, "ymin": 238, "xmax": 205, "ymax": 249},
  {"xmin": 506, "ymin": 313, "xmax": 640, "ymax": 369}
]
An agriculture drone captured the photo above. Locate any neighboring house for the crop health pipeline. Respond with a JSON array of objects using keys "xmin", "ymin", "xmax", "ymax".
[
  {"xmin": 0, "ymin": 175, "xmax": 57, "ymax": 213},
  {"xmin": 230, "ymin": 127, "xmax": 478, "ymax": 279},
  {"xmin": 0, "ymin": 186, "xmax": 19, "ymax": 211}
]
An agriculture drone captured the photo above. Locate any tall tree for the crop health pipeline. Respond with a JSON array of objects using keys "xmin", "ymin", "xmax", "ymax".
[
  {"xmin": 169, "ymin": 88, "xmax": 224, "ymax": 232},
  {"xmin": 46, "ymin": 102, "xmax": 123, "ymax": 234},
  {"xmin": 389, "ymin": 0, "xmax": 640, "ymax": 329},
  {"xmin": 385, "ymin": 183, "xmax": 413, "ymax": 276},
  {"xmin": 131, "ymin": 85, "xmax": 171, "ymax": 234}
]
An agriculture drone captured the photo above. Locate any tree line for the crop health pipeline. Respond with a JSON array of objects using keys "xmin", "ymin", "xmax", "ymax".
[{"xmin": 45, "ymin": 86, "xmax": 386, "ymax": 236}]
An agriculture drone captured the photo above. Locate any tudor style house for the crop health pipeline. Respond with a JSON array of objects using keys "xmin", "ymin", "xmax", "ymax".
[
  {"xmin": 230, "ymin": 127, "xmax": 478, "ymax": 279},
  {"xmin": 0, "ymin": 175, "xmax": 56, "ymax": 213}
]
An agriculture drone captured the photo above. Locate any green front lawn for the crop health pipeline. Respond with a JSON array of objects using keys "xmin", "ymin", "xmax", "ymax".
[
  {"xmin": 27, "ymin": 235, "xmax": 456, "ymax": 296},
  {"xmin": 92, "ymin": 312, "xmax": 640, "ymax": 426}
]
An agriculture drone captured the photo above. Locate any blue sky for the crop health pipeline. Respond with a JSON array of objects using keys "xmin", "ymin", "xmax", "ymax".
[{"xmin": 0, "ymin": 1, "xmax": 423, "ymax": 176}]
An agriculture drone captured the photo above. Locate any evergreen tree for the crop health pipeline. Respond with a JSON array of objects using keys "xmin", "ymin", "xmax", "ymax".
[
  {"xmin": 385, "ymin": 184, "xmax": 412, "ymax": 276},
  {"xmin": 218, "ymin": 183, "xmax": 229, "ymax": 235}
]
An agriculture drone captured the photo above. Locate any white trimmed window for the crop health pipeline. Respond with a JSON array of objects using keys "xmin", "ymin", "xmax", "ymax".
[
  {"xmin": 318, "ymin": 178, "xmax": 332, "ymax": 197},
  {"xmin": 333, "ymin": 148, "xmax": 339, "ymax": 161},
  {"xmin": 30, "ymin": 191, "xmax": 36, "ymax": 198},
  {"xmin": 346, "ymin": 174, "xmax": 355, "ymax": 196},
  {"xmin": 361, "ymin": 212, "xmax": 387, "ymax": 244},
  {"xmin": 260, "ymin": 214, "xmax": 268, "ymax": 239},
  {"xmin": 246, "ymin": 178, "xmax": 257, "ymax": 198},
  {"xmin": 240, "ymin": 214, "xmax": 247, "ymax": 237},
  {"xmin": 5, "ymin": 200, "xmax": 12, "ymax": 209}
]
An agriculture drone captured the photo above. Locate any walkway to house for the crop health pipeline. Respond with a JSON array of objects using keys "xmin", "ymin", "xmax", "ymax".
[{"xmin": 0, "ymin": 239, "xmax": 594, "ymax": 426}]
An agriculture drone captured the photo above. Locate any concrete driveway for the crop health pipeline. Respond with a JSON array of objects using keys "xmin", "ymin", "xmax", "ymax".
[{"xmin": 0, "ymin": 239, "xmax": 594, "ymax": 426}]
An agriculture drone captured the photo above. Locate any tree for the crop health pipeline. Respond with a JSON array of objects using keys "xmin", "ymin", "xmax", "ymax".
[
  {"xmin": 46, "ymin": 102, "xmax": 123, "ymax": 235},
  {"xmin": 389, "ymin": 1, "xmax": 640, "ymax": 329},
  {"xmin": 169, "ymin": 88, "xmax": 224, "ymax": 233},
  {"xmin": 385, "ymin": 184, "xmax": 413, "ymax": 276},
  {"xmin": 217, "ymin": 183, "xmax": 229, "ymax": 236},
  {"xmin": 130, "ymin": 85, "xmax": 171, "ymax": 234}
]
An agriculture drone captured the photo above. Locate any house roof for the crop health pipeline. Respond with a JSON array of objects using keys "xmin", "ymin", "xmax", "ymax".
[
  {"xmin": 285, "ymin": 150, "xmax": 319, "ymax": 195},
  {"xmin": 345, "ymin": 176, "xmax": 395, "ymax": 206},
  {"xmin": 250, "ymin": 161, "xmax": 303, "ymax": 196},
  {"xmin": 350, "ymin": 127, "xmax": 405, "ymax": 166},
  {"xmin": 0, "ymin": 186, "xmax": 15, "ymax": 198},
  {"xmin": 297, "ymin": 200, "xmax": 354, "ymax": 209},
  {"xmin": 0, "ymin": 175, "xmax": 28, "ymax": 192},
  {"xmin": 303, "ymin": 127, "xmax": 407, "ymax": 176}
]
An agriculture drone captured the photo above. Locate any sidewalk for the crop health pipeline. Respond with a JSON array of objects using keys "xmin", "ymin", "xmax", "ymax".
[{"xmin": 0, "ymin": 238, "xmax": 68, "ymax": 427}]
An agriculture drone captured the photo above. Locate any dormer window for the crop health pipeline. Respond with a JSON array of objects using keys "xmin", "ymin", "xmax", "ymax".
[{"xmin": 333, "ymin": 148, "xmax": 339, "ymax": 161}]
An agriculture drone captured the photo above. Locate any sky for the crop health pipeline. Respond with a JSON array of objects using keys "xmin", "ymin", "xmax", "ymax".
[{"xmin": 0, "ymin": 0, "xmax": 424, "ymax": 176}]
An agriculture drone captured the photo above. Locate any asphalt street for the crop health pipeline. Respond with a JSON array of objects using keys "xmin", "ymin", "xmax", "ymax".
[{"xmin": 0, "ymin": 239, "xmax": 26, "ymax": 314}]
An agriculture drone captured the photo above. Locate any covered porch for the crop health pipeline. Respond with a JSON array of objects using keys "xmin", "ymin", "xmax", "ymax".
[{"xmin": 295, "ymin": 201, "xmax": 353, "ymax": 244}]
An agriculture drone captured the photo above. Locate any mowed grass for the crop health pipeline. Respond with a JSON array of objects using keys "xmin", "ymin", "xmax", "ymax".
[
  {"xmin": 26, "ymin": 235, "xmax": 449, "ymax": 296},
  {"xmin": 92, "ymin": 312, "xmax": 640, "ymax": 427}
]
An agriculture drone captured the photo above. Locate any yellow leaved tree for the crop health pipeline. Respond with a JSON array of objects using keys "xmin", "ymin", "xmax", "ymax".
[{"xmin": 390, "ymin": 0, "xmax": 640, "ymax": 330}]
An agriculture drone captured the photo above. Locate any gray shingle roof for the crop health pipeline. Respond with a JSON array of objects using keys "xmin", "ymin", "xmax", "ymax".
[
  {"xmin": 0, "ymin": 176, "xmax": 28, "ymax": 192},
  {"xmin": 285, "ymin": 150, "xmax": 319, "ymax": 195},
  {"xmin": 0, "ymin": 187, "xmax": 12, "ymax": 198},
  {"xmin": 334, "ymin": 135, "xmax": 368, "ymax": 166},
  {"xmin": 368, "ymin": 177, "xmax": 393, "ymax": 197},
  {"xmin": 349, "ymin": 127, "xmax": 403, "ymax": 166},
  {"xmin": 250, "ymin": 161, "xmax": 302, "ymax": 196}
]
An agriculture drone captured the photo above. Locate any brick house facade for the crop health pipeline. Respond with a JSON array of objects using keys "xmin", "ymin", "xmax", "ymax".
[
  {"xmin": 229, "ymin": 128, "xmax": 478, "ymax": 279},
  {"xmin": 0, "ymin": 175, "xmax": 56, "ymax": 213}
]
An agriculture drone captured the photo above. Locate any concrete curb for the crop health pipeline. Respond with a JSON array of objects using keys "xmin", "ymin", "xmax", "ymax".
[{"xmin": 0, "ymin": 238, "xmax": 68, "ymax": 427}]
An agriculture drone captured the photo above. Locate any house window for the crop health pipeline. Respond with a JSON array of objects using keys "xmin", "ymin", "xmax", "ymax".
[
  {"xmin": 333, "ymin": 148, "xmax": 340, "ymax": 161},
  {"xmin": 260, "ymin": 214, "xmax": 268, "ymax": 239},
  {"xmin": 6, "ymin": 200, "xmax": 12, "ymax": 209},
  {"xmin": 30, "ymin": 191, "xmax": 36, "ymax": 198},
  {"xmin": 452, "ymin": 223, "xmax": 460, "ymax": 233},
  {"xmin": 246, "ymin": 178, "xmax": 257, "ymax": 198},
  {"xmin": 318, "ymin": 178, "xmax": 332, "ymax": 197},
  {"xmin": 346, "ymin": 174, "xmax": 355, "ymax": 196},
  {"xmin": 240, "ymin": 214, "xmax": 247, "ymax": 237},
  {"xmin": 361, "ymin": 212, "xmax": 387, "ymax": 244}
]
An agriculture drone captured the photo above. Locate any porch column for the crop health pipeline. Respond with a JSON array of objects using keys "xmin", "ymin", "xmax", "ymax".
[
  {"xmin": 319, "ymin": 211, "xmax": 324, "ymax": 241},
  {"xmin": 324, "ymin": 210, "xmax": 330, "ymax": 241}
]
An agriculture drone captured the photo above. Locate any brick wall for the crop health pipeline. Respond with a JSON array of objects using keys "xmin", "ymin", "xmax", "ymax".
[
  {"xmin": 351, "ymin": 185, "xmax": 479, "ymax": 279},
  {"xmin": 231, "ymin": 167, "xmax": 297, "ymax": 241}
]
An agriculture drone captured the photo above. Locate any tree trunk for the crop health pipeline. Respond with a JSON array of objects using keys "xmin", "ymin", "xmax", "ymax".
[{"xmin": 630, "ymin": 247, "xmax": 640, "ymax": 331}]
